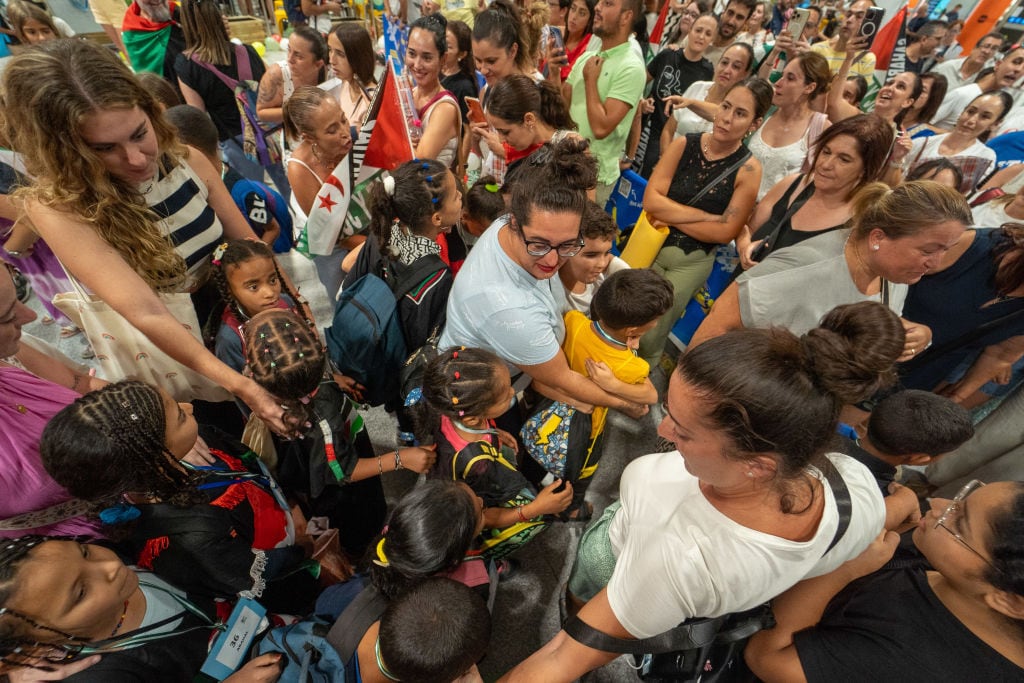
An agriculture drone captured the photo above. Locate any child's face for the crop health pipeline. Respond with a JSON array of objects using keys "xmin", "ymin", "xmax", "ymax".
[
  {"xmin": 461, "ymin": 210, "xmax": 489, "ymax": 237},
  {"xmin": 158, "ymin": 387, "xmax": 199, "ymax": 459},
  {"xmin": 21, "ymin": 19, "xmax": 56, "ymax": 44},
  {"xmin": 482, "ymin": 363, "xmax": 515, "ymax": 420},
  {"xmin": 226, "ymin": 256, "xmax": 282, "ymax": 318},
  {"xmin": 563, "ymin": 236, "xmax": 614, "ymax": 284},
  {"xmin": 433, "ymin": 172, "xmax": 463, "ymax": 232}
]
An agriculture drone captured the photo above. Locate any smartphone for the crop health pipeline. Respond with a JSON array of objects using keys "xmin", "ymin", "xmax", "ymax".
[
  {"xmin": 787, "ymin": 7, "xmax": 811, "ymax": 40},
  {"xmin": 858, "ymin": 7, "xmax": 885, "ymax": 49},
  {"xmin": 466, "ymin": 96, "xmax": 487, "ymax": 125},
  {"xmin": 549, "ymin": 25, "xmax": 564, "ymax": 51}
]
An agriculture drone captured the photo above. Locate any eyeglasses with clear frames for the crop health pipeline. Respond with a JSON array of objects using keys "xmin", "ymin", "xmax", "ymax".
[
  {"xmin": 934, "ymin": 479, "xmax": 998, "ymax": 570},
  {"xmin": 509, "ymin": 216, "xmax": 585, "ymax": 258}
]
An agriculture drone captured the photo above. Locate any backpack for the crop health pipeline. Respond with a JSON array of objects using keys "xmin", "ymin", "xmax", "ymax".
[
  {"xmin": 326, "ymin": 255, "xmax": 447, "ymax": 407},
  {"xmin": 189, "ymin": 44, "xmax": 282, "ymax": 167},
  {"xmin": 252, "ymin": 616, "xmax": 346, "ymax": 682},
  {"xmin": 284, "ymin": 0, "xmax": 307, "ymax": 27},
  {"xmin": 326, "ymin": 585, "xmax": 391, "ymax": 683}
]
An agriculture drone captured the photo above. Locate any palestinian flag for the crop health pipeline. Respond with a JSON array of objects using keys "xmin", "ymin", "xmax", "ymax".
[{"xmin": 122, "ymin": 1, "xmax": 178, "ymax": 75}]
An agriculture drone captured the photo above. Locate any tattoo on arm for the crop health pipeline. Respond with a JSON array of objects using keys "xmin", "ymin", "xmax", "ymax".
[
  {"xmin": 257, "ymin": 71, "xmax": 281, "ymax": 107},
  {"xmin": 721, "ymin": 207, "xmax": 736, "ymax": 223}
]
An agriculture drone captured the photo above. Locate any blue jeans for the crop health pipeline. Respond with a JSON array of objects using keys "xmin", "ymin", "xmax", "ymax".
[{"xmin": 220, "ymin": 136, "xmax": 291, "ymax": 203}]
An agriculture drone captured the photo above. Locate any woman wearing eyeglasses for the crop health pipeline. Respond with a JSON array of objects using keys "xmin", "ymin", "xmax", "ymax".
[
  {"xmin": 440, "ymin": 138, "xmax": 652, "ymax": 431},
  {"xmin": 746, "ymin": 479, "xmax": 1024, "ymax": 681}
]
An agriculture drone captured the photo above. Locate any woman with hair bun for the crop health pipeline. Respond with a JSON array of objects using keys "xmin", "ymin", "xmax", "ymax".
[
  {"xmin": 503, "ymin": 301, "xmax": 904, "ymax": 682},
  {"xmin": 441, "ymin": 137, "xmax": 650, "ymax": 426},
  {"xmin": 481, "ymin": 73, "xmax": 577, "ymax": 183},
  {"xmin": 693, "ymin": 180, "xmax": 973, "ymax": 361}
]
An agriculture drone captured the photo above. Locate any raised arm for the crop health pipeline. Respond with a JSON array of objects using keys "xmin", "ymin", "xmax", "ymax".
[{"xmin": 826, "ymin": 39, "xmax": 867, "ymax": 124}]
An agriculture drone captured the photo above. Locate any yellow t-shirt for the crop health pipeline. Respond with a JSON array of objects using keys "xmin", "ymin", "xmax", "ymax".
[
  {"xmin": 562, "ymin": 310, "xmax": 650, "ymax": 438},
  {"xmin": 810, "ymin": 40, "xmax": 877, "ymax": 78}
]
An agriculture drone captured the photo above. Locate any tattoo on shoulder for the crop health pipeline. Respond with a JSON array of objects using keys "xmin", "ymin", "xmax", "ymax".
[
  {"xmin": 257, "ymin": 72, "xmax": 281, "ymax": 106},
  {"xmin": 741, "ymin": 162, "xmax": 755, "ymax": 173}
]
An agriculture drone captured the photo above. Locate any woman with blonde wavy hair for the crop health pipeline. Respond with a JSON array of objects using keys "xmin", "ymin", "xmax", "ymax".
[{"xmin": 2, "ymin": 39, "xmax": 294, "ymax": 434}]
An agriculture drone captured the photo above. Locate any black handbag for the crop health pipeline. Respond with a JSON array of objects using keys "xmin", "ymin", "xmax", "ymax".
[{"xmin": 562, "ymin": 460, "xmax": 853, "ymax": 682}]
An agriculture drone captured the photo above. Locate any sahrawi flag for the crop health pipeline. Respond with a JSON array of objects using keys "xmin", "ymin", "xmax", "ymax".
[
  {"xmin": 344, "ymin": 62, "xmax": 416, "ymax": 235},
  {"xmin": 296, "ymin": 63, "xmax": 414, "ymax": 254}
]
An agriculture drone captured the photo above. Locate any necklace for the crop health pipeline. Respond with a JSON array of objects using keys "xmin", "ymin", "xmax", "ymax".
[
  {"xmin": 702, "ymin": 134, "xmax": 738, "ymax": 162},
  {"xmin": 453, "ymin": 418, "xmax": 495, "ymax": 435},
  {"xmin": 593, "ymin": 320, "xmax": 632, "ymax": 352},
  {"xmin": 109, "ymin": 600, "xmax": 130, "ymax": 637}
]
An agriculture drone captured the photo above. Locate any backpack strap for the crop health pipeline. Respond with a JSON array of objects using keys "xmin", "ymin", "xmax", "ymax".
[
  {"xmin": 234, "ymin": 43, "xmax": 253, "ymax": 82},
  {"xmin": 326, "ymin": 584, "xmax": 389, "ymax": 664}
]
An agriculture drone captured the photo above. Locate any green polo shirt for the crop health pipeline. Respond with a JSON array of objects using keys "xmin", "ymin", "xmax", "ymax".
[{"xmin": 567, "ymin": 40, "xmax": 646, "ymax": 185}]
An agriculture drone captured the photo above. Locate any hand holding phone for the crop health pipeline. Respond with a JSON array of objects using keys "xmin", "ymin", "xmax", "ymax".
[
  {"xmin": 857, "ymin": 7, "xmax": 885, "ymax": 50},
  {"xmin": 466, "ymin": 96, "xmax": 487, "ymax": 126}
]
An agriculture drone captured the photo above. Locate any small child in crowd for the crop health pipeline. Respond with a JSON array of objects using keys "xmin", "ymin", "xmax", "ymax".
[
  {"xmin": 459, "ymin": 174, "xmax": 507, "ymax": 248},
  {"xmin": 415, "ymin": 346, "xmax": 574, "ymax": 558},
  {"xmin": 839, "ymin": 389, "xmax": 975, "ymax": 495},
  {"xmin": 242, "ymin": 308, "xmax": 437, "ymax": 558},
  {"xmin": 208, "ymin": 239, "xmax": 310, "ymax": 375},
  {"xmin": 558, "ymin": 201, "xmax": 629, "ymax": 315},
  {"xmin": 522, "ymin": 269, "xmax": 673, "ymax": 519},
  {"xmin": 165, "ymin": 105, "xmax": 291, "ymax": 250}
]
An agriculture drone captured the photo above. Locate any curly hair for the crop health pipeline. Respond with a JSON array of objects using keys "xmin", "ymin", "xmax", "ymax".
[{"xmin": 3, "ymin": 39, "xmax": 187, "ymax": 289}]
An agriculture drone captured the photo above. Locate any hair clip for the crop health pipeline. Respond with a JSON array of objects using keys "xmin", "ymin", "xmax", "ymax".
[
  {"xmin": 383, "ymin": 175, "xmax": 396, "ymax": 197},
  {"xmin": 454, "ymin": 371, "xmax": 460, "ymax": 379},
  {"xmin": 270, "ymin": 362, "xmax": 277, "ymax": 368},
  {"xmin": 484, "ymin": 183, "xmax": 500, "ymax": 193},
  {"xmin": 372, "ymin": 537, "xmax": 389, "ymax": 568},
  {"xmin": 458, "ymin": 410, "xmax": 465, "ymax": 416},
  {"xmin": 259, "ymin": 333, "xmax": 266, "ymax": 339},
  {"xmin": 451, "ymin": 396, "xmax": 459, "ymax": 405},
  {"xmin": 298, "ymin": 352, "xmax": 304, "ymax": 358},
  {"xmin": 212, "ymin": 242, "xmax": 228, "ymax": 266}
]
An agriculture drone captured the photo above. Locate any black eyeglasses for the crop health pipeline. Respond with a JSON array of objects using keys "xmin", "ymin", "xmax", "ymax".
[{"xmin": 509, "ymin": 216, "xmax": 584, "ymax": 258}]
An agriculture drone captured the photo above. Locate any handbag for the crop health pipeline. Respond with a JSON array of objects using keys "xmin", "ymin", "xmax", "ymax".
[
  {"xmin": 619, "ymin": 211, "xmax": 670, "ymax": 268},
  {"xmin": 52, "ymin": 272, "xmax": 231, "ymax": 404},
  {"xmin": 562, "ymin": 460, "xmax": 852, "ymax": 682}
]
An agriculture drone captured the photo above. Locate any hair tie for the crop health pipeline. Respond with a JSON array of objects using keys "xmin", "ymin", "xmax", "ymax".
[
  {"xmin": 383, "ymin": 175, "xmax": 396, "ymax": 197},
  {"xmin": 372, "ymin": 537, "xmax": 389, "ymax": 567},
  {"xmin": 451, "ymin": 396, "xmax": 459, "ymax": 405},
  {"xmin": 484, "ymin": 183, "xmax": 500, "ymax": 193},
  {"xmin": 452, "ymin": 350, "xmax": 459, "ymax": 359},
  {"xmin": 454, "ymin": 371, "xmax": 460, "ymax": 379},
  {"xmin": 421, "ymin": 162, "xmax": 430, "ymax": 171},
  {"xmin": 212, "ymin": 242, "xmax": 228, "ymax": 266},
  {"xmin": 425, "ymin": 175, "xmax": 433, "ymax": 183}
]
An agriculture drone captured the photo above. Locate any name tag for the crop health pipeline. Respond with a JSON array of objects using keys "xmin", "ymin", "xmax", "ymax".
[{"xmin": 200, "ymin": 597, "xmax": 268, "ymax": 680}]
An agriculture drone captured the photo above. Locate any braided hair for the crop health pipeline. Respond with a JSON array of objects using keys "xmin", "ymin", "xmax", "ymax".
[
  {"xmin": 39, "ymin": 381, "xmax": 197, "ymax": 506},
  {"xmin": 0, "ymin": 537, "xmax": 91, "ymax": 671},
  {"xmin": 242, "ymin": 308, "xmax": 325, "ymax": 425},
  {"xmin": 412, "ymin": 346, "xmax": 506, "ymax": 442},
  {"xmin": 205, "ymin": 239, "xmax": 312, "ymax": 345},
  {"xmin": 367, "ymin": 159, "xmax": 449, "ymax": 259}
]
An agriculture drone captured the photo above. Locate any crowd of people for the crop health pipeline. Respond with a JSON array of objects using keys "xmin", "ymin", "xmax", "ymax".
[{"xmin": 0, "ymin": 0, "xmax": 1022, "ymax": 681}]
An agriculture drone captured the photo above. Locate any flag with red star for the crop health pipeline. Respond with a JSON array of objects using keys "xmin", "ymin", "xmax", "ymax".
[{"xmin": 296, "ymin": 156, "xmax": 353, "ymax": 256}]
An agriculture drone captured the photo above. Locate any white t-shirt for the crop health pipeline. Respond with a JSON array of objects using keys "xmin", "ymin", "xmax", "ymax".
[
  {"xmin": 606, "ymin": 450, "xmax": 885, "ymax": 638},
  {"xmin": 440, "ymin": 217, "xmax": 569, "ymax": 367},
  {"xmin": 971, "ymin": 200, "xmax": 1014, "ymax": 228},
  {"xmin": 736, "ymin": 229, "xmax": 908, "ymax": 335},
  {"xmin": 672, "ymin": 81, "xmax": 714, "ymax": 139}
]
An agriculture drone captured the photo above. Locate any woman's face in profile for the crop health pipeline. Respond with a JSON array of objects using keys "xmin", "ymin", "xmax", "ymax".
[{"xmin": 919, "ymin": 167, "xmax": 959, "ymax": 190}]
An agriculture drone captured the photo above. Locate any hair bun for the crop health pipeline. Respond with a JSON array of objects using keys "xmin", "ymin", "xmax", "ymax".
[{"xmin": 799, "ymin": 302, "xmax": 905, "ymax": 405}]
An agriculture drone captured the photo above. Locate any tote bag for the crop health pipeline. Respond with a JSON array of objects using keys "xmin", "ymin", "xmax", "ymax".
[{"xmin": 53, "ymin": 274, "xmax": 231, "ymax": 403}]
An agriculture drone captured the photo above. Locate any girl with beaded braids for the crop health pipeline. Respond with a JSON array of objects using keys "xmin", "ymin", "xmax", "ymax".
[
  {"xmin": 39, "ymin": 380, "xmax": 322, "ymax": 614},
  {"xmin": 0, "ymin": 536, "xmax": 286, "ymax": 683},
  {"xmin": 413, "ymin": 347, "xmax": 573, "ymax": 559},
  {"xmin": 0, "ymin": 39, "xmax": 298, "ymax": 435},
  {"xmin": 242, "ymin": 309, "xmax": 437, "ymax": 559}
]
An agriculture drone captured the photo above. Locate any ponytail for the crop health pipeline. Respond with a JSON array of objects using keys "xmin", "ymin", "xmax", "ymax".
[{"xmin": 366, "ymin": 159, "xmax": 449, "ymax": 257}]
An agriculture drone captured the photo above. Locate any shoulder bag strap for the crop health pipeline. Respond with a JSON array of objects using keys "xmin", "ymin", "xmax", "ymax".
[
  {"xmin": 388, "ymin": 255, "xmax": 448, "ymax": 300},
  {"xmin": 235, "ymin": 43, "xmax": 253, "ymax": 82},
  {"xmin": 188, "ymin": 52, "xmax": 240, "ymax": 91},
  {"xmin": 688, "ymin": 148, "xmax": 752, "ymax": 207},
  {"xmin": 818, "ymin": 457, "xmax": 852, "ymax": 555},
  {"xmin": 757, "ymin": 175, "xmax": 815, "ymax": 253}
]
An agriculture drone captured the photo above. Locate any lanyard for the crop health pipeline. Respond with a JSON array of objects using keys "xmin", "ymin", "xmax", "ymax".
[
  {"xmin": 593, "ymin": 320, "xmax": 636, "ymax": 355},
  {"xmin": 452, "ymin": 418, "xmax": 497, "ymax": 436},
  {"xmin": 78, "ymin": 582, "xmax": 224, "ymax": 654}
]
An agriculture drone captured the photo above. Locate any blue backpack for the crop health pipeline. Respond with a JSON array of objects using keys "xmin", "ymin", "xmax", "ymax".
[
  {"xmin": 253, "ymin": 616, "xmax": 345, "ymax": 682},
  {"xmin": 326, "ymin": 255, "xmax": 446, "ymax": 407}
]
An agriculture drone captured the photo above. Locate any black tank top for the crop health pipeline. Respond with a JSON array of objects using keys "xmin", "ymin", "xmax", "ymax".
[
  {"xmin": 667, "ymin": 132, "xmax": 750, "ymax": 216},
  {"xmin": 751, "ymin": 174, "xmax": 849, "ymax": 256}
]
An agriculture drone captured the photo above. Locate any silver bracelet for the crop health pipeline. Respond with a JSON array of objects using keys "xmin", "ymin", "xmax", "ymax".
[{"xmin": 394, "ymin": 448, "xmax": 403, "ymax": 471}]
